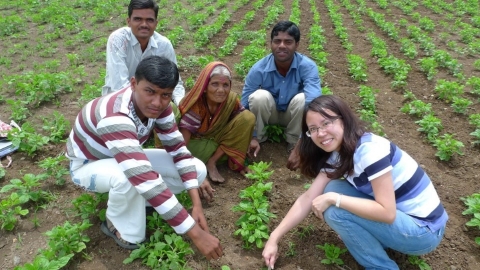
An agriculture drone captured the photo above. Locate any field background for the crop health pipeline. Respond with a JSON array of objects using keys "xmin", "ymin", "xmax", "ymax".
[{"xmin": 1, "ymin": 0, "xmax": 479, "ymax": 269}]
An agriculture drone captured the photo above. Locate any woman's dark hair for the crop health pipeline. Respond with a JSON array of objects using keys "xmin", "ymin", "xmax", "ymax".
[
  {"xmin": 271, "ymin": 20, "xmax": 300, "ymax": 43},
  {"xmin": 128, "ymin": 0, "xmax": 159, "ymax": 18},
  {"xmin": 134, "ymin": 56, "xmax": 179, "ymax": 89},
  {"xmin": 299, "ymin": 95, "xmax": 367, "ymax": 179}
]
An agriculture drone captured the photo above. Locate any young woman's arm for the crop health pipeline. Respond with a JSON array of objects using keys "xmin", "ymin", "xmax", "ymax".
[
  {"xmin": 262, "ymin": 172, "xmax": 332, "ymax": 269},
  {"xmin": 179, "ymin": 127, "xmax": 191, "ymax": 146},
  {"xmin": 312, "ymin": 171, "xmax": 397, "ymax": 223}
]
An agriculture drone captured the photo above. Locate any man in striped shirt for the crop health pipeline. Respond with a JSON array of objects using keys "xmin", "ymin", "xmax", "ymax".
[{"xmin": 66, "ymin": 56, "xmax": 222, "ymax": 259}]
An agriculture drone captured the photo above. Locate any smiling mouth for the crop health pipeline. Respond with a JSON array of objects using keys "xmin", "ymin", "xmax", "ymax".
[{"xmin": 321, "ymin": 138, "xmax": 333, "ymax": 145}]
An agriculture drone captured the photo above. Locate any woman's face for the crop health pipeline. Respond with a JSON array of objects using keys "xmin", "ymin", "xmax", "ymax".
[
  {"xmin": 305, "ymin": 109, "xmax": 344, "ymax": 152},
  {"xmin": 206, "ymin": 74, "xmax": 231, "ymax": 104}
]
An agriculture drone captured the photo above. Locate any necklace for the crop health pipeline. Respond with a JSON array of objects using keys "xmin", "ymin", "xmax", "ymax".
[{"xmin": 204, "ymin": 98, "xmax": 215, "ymax": 122}]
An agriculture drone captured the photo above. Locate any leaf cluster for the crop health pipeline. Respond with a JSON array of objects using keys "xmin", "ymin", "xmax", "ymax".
[
  {"xmin": 461, "ymin": 193, "xmax": 480, "ymax": 245},
  {"xmin": 124, "ymin": 230, "xmax": 194, "ymax": 269},
  {"xmin": 316, "ymin": 243, "xmax": 347, "ymax": 266}
]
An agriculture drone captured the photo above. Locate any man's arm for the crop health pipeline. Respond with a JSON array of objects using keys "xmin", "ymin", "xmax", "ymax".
[
  {"xmin": 103, "ymin": 34, "xmax": 131, "ymax": 95},
  {"xmin": 241, "ymin": 68, "xmax": 262, "ymax": 110},
  {"xmin": 300, "ymin": 61, "xmax": 322, "ymax": 106},
  {"xmin": 97, "ymin": 115, "xmax": 196, "ymax": 234}
]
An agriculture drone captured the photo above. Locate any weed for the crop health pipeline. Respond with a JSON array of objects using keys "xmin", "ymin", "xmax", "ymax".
[
  {"xmin": 286, "ymin": 241, "xmax": 296, "ymax": 257},
  {"xmin": 296, "ymin": 224, "xmax": 315, "ymax": 239}
]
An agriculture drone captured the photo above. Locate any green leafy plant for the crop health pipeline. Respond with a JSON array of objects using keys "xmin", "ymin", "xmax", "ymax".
[
  {"xmin": 470, "ymin": 129, "xmax": 480, "ymax": 146},
  {"xmin": 469, "ymin": 114, "xmax": 480, "ymax": 128},
  {"xmin": 0, "ymin": 192, "xmax": 29, "ymax": 231},
  {"xmin": 245, "ymin": 161, "xmax": 274, "ymax": 182},
  {"xmin": 434, "ymin": 79, "xmax": 464, "ymax": 103},
  {"xmin": 263, "ymin": 124, "xmax": 286, "ymax": 143},
  {"xmin": 38, "ymin": 155, "xmax": 70, "ymax": 185},
  {"xmin": 42, "ymin": 111, "xmax": 71, "ymax": 143},
  {"xmin": 408, "ymin": 255, "xmax": 432, "ymax": 270},
  {"xmin": 461, "ymin": 193, "xmax": 480, "ymax": 245},
  {"xmin": 466, "ymin": 76, "xmax": 480, "ymax": 95},
  {"xmin": 0, "ymin": 167, "xmax": 5, "ymax": 179},
  {"xmin": 347, "ymin": 54, "xmax": 368, "ymax": 82},
  {"xmin": 451, "ymin": 97, "xmax": 472, "ymax": 114},
  {"xmin": 316, "ymin": 243, "xmax": 347, "ymax": 266},
  {"xmin": 433, "ymin": 134, "xmax": 464, "ymax": 161},
  {"xmin": 40, "ymin": 220, "xmax": 92, "ymax": 259},
  {"xmin": 14, "ymin": 254, "xmax": 74, "ymax": 270},
  {"xmin": 401, "ymin": 100, "xmax": 432, "ymax": 117},
  {"xmin": 1, "ymin": 173, "xmax": 51, "ymax": 203},
  {"xmin": 7, "ymin": 123, "xmax": 50, "ymax": 157},
  {"xmin": 415, "ymin": 114, "xmax": 443, "ymax": 142},
  {"xmin": 71, "ymin": 193, "xmax": 108, "ymax": 222},
  {"xmin": 123, "ymin": 230, "xmax": 194, "ymax": 269},
  {"xmin": 233, "ymin": 180, "xmax": 276, "ymax": 249}
]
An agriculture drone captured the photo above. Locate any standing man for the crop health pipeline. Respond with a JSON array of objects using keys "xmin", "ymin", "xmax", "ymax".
[
  {"xmin": 67, "ymin": 56, "xmax": 221, "ymax": 259},
  {"xmin": 241, "ymin": 21, "xmax": 322, "ymax": 164},
  {"xmin": 102, "ymin": 0, "xmax": 185, "ymax": 106}
]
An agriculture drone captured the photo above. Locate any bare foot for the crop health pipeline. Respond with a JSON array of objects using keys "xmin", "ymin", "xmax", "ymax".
[{"xmin": 206, "ymin": 161, "xmax": 225, "ymax": 183}]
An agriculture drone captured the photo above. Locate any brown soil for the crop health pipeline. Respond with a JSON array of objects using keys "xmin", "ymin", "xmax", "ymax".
[{"xmin": 1, "ymin": 0, "xmax": 480, "ymax": 269}]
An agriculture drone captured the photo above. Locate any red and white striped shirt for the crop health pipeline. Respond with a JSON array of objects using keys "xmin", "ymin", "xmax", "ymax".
[{"xmin": 66, "ymin": 86, "xmax": 197, "ymax": 234}]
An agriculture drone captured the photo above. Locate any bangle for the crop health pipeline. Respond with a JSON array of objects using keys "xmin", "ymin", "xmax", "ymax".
[{"xmin": 335, "ymin": 193, "xmax": 342, "ymax": 208}]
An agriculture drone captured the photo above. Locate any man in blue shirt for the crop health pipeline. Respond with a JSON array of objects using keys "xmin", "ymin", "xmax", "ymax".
[{"xmin": 241, "ymin": 20, "xmax": 321, "ymax": 159}]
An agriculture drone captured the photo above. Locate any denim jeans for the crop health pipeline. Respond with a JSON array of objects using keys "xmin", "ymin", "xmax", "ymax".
[{"xmin": 323, "ymin": 180, "xmax": 445, "ymax": 270}]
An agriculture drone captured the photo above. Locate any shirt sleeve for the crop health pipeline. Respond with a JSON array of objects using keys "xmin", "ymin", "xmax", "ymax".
[
  {"xmin": 241, "ymin": 66, "xmax": 262, "ymax": 110},
  {"xmin": 157, "ymin": 40, "xmax": 185, "ymax": 105},
  {"xmin": 299, "ymin": 60, "xmax": 322, "ymax": 106},
  {"xmin": 154, "ymin": 106, "xmax": 199, "ymax": 190},
  {"xmin": 103, "ymin": 34, "xmax": 131, "ymax": 95},
  {"xmin": 97, "ymin": 115, "xmax": 195, "ymax": 234}
]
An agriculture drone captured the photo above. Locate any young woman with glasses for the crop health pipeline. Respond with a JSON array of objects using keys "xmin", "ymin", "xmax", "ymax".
[{"xmin": 262, "ymin": 95, "xmax": 448, "ymax": 270}]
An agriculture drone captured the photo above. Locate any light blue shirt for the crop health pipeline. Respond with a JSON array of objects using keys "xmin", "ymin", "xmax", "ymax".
[{"xmin": 241, "ymin": 52, "xmax": 321, "ymax": 111}]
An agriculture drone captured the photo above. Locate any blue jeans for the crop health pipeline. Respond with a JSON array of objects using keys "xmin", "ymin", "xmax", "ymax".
[{"xmin": 323, "ymin": 180, "xmax": 445, "ymax": 270}]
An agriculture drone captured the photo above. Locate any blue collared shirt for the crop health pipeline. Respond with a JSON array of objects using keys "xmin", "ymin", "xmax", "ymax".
[{"xmin": 241, "ymin": 52, "xmax": 321, "ymax": 111}]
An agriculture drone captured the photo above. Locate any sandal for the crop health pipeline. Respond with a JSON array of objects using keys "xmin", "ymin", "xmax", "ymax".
[{"xmin": 100, "ymin": 220, "xmax": 140, "ymax": 250}]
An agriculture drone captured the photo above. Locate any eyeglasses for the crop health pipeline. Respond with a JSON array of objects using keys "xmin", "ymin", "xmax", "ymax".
[{"xmin": 305, "ymin": 117, "xmax": 341, "ymax": 137}]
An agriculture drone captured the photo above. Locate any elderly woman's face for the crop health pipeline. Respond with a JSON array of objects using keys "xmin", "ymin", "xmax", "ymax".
[{"xmin": 206, "ymin": 74, "xmax": 231, "ymax": 104}]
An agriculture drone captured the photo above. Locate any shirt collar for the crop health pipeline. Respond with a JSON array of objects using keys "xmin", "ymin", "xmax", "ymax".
[
  {"xmin": 128, "ymin": 28, "xmax": 158, "ymax": 49},
  {"xmin": 265, "ymin": 52, "xmax": 300, "ymax": 73}
]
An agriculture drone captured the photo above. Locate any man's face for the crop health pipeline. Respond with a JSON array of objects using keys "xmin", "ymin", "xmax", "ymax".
[
  {"xmin": 271, "ymin": 31, "xmax": 298, "ymax": 63},
  {"xmin": 130, "ymin": 77, "xmax": 173, "ymax": 120},
  {"xmin": 127, "ymin": 9, "xmax": 158, "ymax": 41}
]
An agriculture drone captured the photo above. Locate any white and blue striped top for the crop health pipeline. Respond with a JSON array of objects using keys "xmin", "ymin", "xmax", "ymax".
[{"xmin": 327, "ymin": 133, "xmax": 448, "ymax": 231}]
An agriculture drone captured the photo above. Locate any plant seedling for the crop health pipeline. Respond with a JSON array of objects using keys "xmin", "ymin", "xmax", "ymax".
[
  {"xmin": 408, "ymin": 255, "xmax": 432, "ymax": 270},
  {"xmin": 264, "ymin": 124, "xmax": 286, "ymax": 143},
  {"xmin": 316, "ymin": 243, "xmax": 347, "ymax": 266}
]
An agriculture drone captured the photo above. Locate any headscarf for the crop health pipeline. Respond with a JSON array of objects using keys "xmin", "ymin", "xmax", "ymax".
[
  {"xmin": 179, "ymin": 61, "xmax": 239, "ymax": 137},
  {"xmin": 179, "ymin": 61, "xmax": 232, "ymax": 114}
]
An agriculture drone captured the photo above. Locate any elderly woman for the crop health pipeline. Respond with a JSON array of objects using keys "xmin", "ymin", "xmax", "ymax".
[{"xmin": 179, "ymin": 62, "xmax": 255, "ymax": 184}]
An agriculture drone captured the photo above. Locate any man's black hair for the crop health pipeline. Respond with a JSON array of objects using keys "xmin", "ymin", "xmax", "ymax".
[
  {"xmin": 128, "ymin": 0, "xmax": 159, "ymax": 18},
  {"xmin": 271, "ymin": 20, "xmax": 300, "ymax": 43},
  {"xmin": 135, "ymin": 56, "xmax": 179, "ymax": 89}
]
